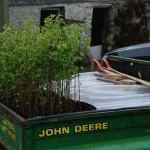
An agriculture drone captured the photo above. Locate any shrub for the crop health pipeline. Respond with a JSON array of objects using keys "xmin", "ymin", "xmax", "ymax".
[{"xmin": 0, "ymin": 15, "xmax": 90, "ymax": 117}]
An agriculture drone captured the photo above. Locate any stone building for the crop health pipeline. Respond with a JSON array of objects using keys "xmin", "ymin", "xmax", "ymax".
[{"xmin": 9, "ymin": 0, "xmax": 150, "ymax": 58}]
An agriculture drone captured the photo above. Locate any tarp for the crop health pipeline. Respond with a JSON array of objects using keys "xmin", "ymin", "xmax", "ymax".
[{"xmin": 71, "ymin": 72, "xmax": 150, "ymax": 111}]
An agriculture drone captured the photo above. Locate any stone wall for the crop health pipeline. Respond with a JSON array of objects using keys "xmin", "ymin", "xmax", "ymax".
[
  {"xmin": 9, "ymin": 0, "xmax": 115, "ymax": 6},
  {"xmin": 9, "ymin": 1, "xmax": 113, "ymax": 28},
  {"xmin": 9, "ymin": 1, "xmax": 116, "ymax": 51},
  {"xmin": 9, "ymin": 0, "xmax": 150, "ymax": 52}
]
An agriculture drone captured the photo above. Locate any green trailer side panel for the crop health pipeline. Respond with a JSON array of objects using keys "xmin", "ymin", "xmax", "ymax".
[
  {"xmin": 23, "ymin": 128, "xmax": 33, "ymax": 150},
  {"xmin": 56, "ymin": 136, "xmax": 150, "ymax": 150},
  {"xmin": 32, "ymin": 110, "xmax": 150, "ymax": 150},
  {"xmin": 1, "ymin": 105, "xmax": 150, "ymax": 150},
  {"xmin": 0, "ymin": 114, "xmax": 23, "ymax": 150},
  {"xmin": 33, "ymin": 130, "xmax": 150, "ymax": 150}
]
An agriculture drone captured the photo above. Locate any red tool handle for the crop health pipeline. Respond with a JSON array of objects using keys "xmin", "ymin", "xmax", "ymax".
[
  {"xmin": 91, "ymin": 59, "xmax": 104, "ymax": 72},
  {"xmin": 101, "ymin": 58, "xmax": 111, "ymax": 68}
]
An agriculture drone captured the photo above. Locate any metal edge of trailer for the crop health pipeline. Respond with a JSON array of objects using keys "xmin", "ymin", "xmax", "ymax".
[
  {"xmin": 26, "ymin": 106, "xmax": 150, "ymax": 125},
  {"xmin": 0, "ymin": 102, "xmax": 26, "ymax": 125},
  {"xmin": 105, "ymin": 55, "xmax": 150, "ymax": 65},
  {"xmin": 1, "ymin": 99, "xmax": 150, "ymax": 125},
  {"xmin": 103, "ymin": 55, "xmax": 150, "ymax": 65}
]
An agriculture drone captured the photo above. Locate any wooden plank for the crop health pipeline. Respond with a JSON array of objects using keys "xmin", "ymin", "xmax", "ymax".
[
  {"xmin": 95, "ymin": 73, "xmax": 104, "ymax": 77},
  {"xmin": 120, "ymin": 79, "xmax": 137, "ymax": 85},
  {"xmin": 97, "ymin": 77, "xmax": 120, "ymax": 84},
  {"xmin": 105, "ymin": 74, "xmax": 124, "ymax": 81},
  {"xmin": 105, "ymin": 67, "xmax": 150, "ymax": 87}
]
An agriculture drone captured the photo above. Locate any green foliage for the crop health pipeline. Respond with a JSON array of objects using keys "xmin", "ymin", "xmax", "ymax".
[{"xmin": 0, "ymin": 15, "xmax": 90, "ymax": 117}]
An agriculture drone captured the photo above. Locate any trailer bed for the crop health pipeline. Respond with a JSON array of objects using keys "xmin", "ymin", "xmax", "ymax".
[
  {"xmin": 76, "ymin": 72, "xmax": 150, "ymax": 111},
  {"xmin": 1, "ymin": 71, "xmax": 150, "ymax": 150}
]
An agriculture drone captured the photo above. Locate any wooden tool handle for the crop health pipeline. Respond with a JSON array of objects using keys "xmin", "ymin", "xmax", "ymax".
[{"xmin": 105, "ymin": 67, "xmax": 150, "ymax": 88}]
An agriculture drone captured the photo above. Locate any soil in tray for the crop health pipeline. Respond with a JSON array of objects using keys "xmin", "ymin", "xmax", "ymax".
[
  {"xmin": 0, "ymin": 93, "xmax": 96, "ymax": 119},
  {"xmin": 0, "ymin": 143, "xmax": 7, "ymax": 150}
]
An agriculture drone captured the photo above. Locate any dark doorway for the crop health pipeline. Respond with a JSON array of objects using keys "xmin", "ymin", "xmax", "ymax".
[
  {"xmin": 91, "ymin": 8, "xmax": 107, "ymax": 46},
  {"xmin": 40, "ymin": 7, "xmax": 65, "ymax": 26}
]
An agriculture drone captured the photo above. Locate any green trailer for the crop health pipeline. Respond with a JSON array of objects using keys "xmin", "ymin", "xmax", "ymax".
[
  {"xmin": 0, "ymin": 71, "xmax": 150, "ymax": 150},
  {"xmin": 1, "ymin": 103, "xmax": 150, "ymax": 150}
]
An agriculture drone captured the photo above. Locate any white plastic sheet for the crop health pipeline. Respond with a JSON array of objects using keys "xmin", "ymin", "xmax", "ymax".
[{"xmin": 72, "ymin": 72, "xmax": 150, "ymax": 111}]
